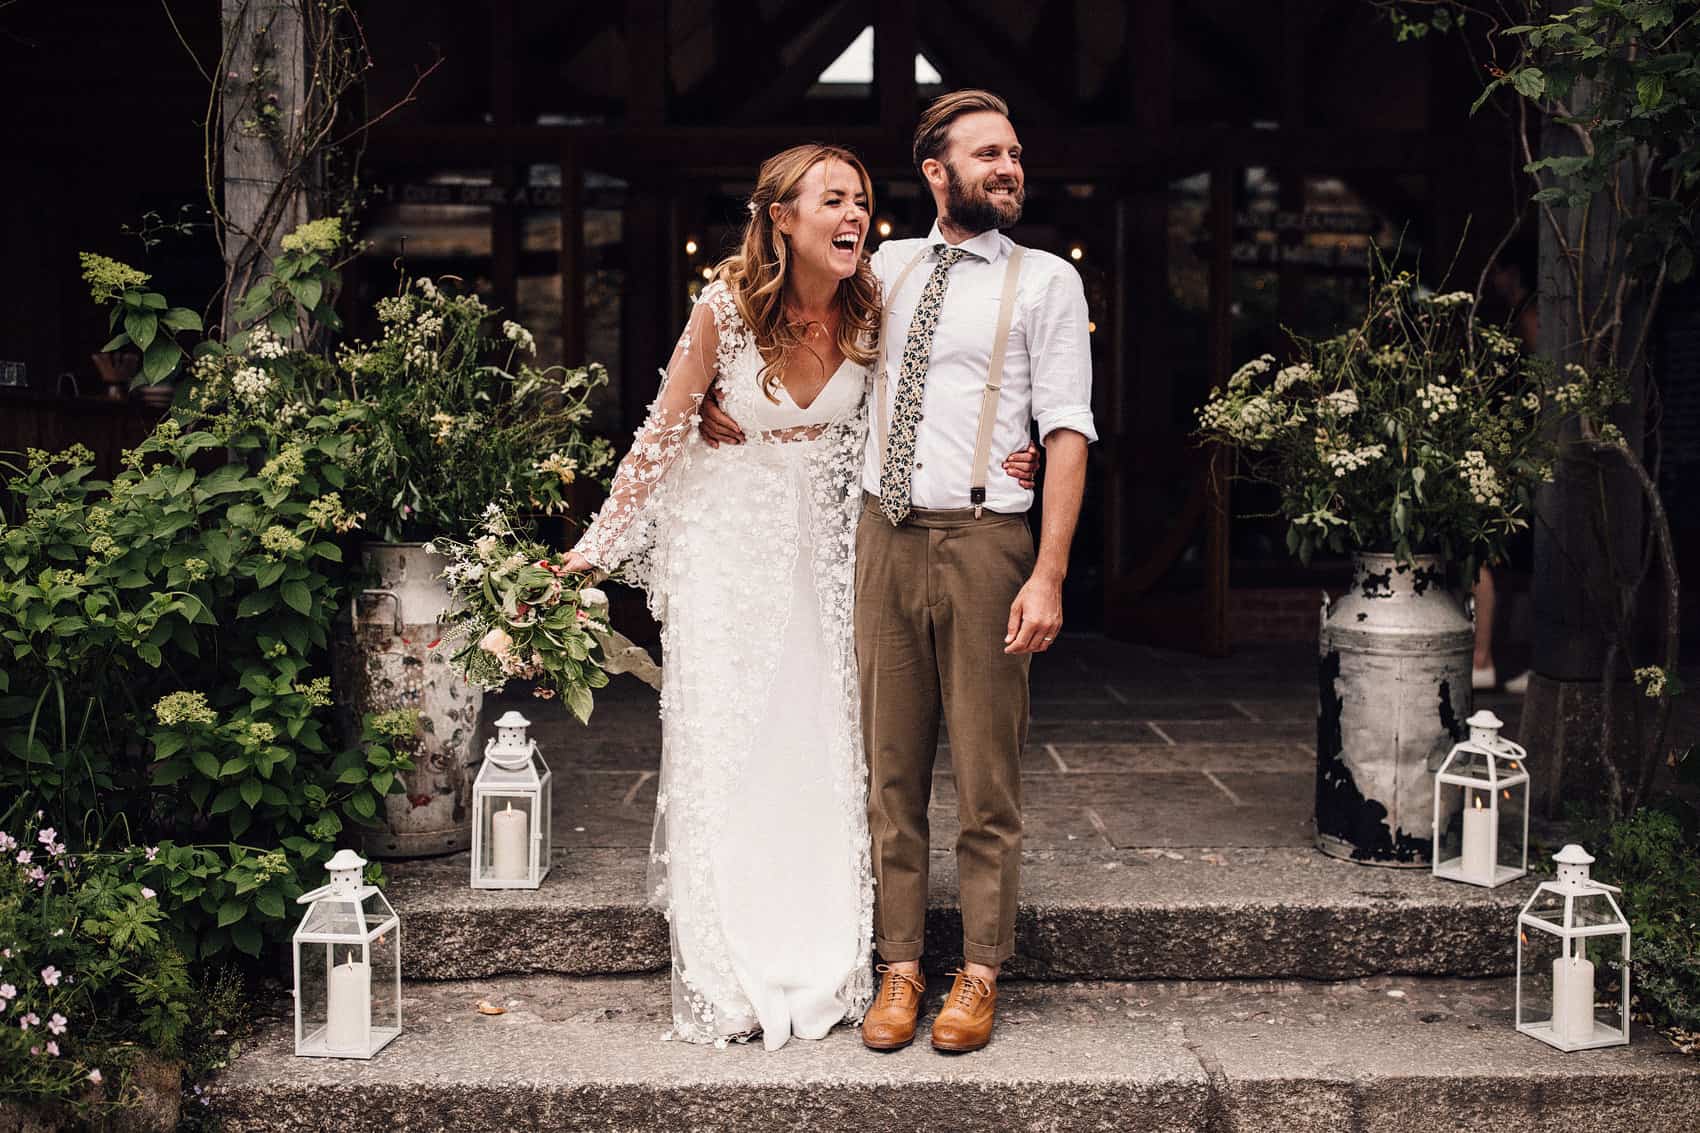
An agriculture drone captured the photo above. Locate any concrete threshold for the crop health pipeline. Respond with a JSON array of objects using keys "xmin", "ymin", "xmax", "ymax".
[
  {"xmin": 385, "ymin": 847, "xmax": 1533, "ymax": 982},
  {"xmin": 207, "ymin": 974, "xmax": 1697, "ymax": 1133}
]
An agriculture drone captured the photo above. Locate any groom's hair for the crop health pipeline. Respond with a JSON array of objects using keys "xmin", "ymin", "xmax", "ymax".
[{"xmin": 913, "ymin": 89, "xmax": 1010, "ymax": 175}]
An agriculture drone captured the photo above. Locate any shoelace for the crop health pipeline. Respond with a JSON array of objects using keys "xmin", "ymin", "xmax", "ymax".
[
  {"xmin": 947, "ymin": 969, "xmax": 993, "ymax": 1011},
  {"xmin": 875, "ymin": 963, "xmax": 925, "ymax": 1002}
]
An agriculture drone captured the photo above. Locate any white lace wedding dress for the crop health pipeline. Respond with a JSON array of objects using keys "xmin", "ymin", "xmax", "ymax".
[{"xmin": 574, "ymin": 281, "xmax": 874, "ymax": 1050}]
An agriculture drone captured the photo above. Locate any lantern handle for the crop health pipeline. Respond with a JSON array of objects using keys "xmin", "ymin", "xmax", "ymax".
[{"xmin": 296, "ymin": 882, "xmax": 333, "ymax": 904}]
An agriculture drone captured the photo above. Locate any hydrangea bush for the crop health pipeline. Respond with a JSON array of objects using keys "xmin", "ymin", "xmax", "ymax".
[
  {"xmin": 1195, "ymin": 270, "xmax": 1625, "ymax": 574},
  {"xmin": 261, "ymin": 272, "xmax": 618, "ymax": 542}
]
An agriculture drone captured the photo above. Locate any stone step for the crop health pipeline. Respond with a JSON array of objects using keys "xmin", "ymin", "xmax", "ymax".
[
  {"xmin": 385, "ymin": 847, "xmax": 1532, "ymax": 982},
  {"xmin": 206, "ymin": 973, "xmax": 1697, "ymax": 1133}
]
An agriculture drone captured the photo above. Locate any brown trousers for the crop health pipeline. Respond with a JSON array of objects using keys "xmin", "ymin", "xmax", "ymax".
[{"xmin": 855, "ymin": 493, "xmax": 1033, "ymax": 967}]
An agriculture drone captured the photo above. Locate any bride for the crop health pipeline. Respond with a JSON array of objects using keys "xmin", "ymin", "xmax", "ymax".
[{"xmin": 562, "ymin": 144, "xmax": 1034, "ymax": 1050}]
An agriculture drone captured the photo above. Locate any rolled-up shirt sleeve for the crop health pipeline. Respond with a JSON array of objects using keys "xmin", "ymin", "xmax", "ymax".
[{"xmin": 1028, "ymin": 263, "xmax": 1099, "ymax": 444}]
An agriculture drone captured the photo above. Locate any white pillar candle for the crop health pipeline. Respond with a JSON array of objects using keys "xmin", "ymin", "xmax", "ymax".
[
  {"xmin": 1550, "ymin": 952, "xmax": 1596, "ymax": 1044},
  {"xmin": 1461, "ymin": 793, "xmax": 1496, "ymax": 883},
  {"xmin": 491, "ymin": 802, "xmax": 529, "ymax": 881},
  {"xmin": 325, "ymin": 955, "xmax": 370, "ymax": 1052}
]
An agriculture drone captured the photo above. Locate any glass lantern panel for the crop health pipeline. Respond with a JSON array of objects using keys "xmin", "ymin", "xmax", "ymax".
[
  {"xmin": 296, "ymin": 939, "xmax": 330, "ymax": 1049},
  {"xmin": 1435, "ymin": 783, "xmax": 1504, "ymax": 884},
  {"xmin": 1494, "ymin": 781, "xmax": 1529, "ymax": 874},
  {"xmin": 296, "ymin": 939, "xmax": 373, "ymax": 1055},
  {"xmin": 362, "ymin": 890, "xmax": 398, "ymax": 935},
  {"xmin": 1572, "ymin": 892, "xmax": 1627, "ymax": 930},
  {"xmin": 1576, "ymin": 932, "xmax": 1628, "ymax": 1041},
  {"xmin": 1521, "ymin": 888, "xmax": 1569, "ymax": 933},
  {"xmin": 479, "ymin": 793, "xmax": 539, "ymax": 883},
  {"xmin": 540, "ymin": 777, "xmax": 553, "ymax": 870},
  {"xmin": 477, "ymin": 759, "xmax": 542, "ymax": 790},
  {"xmin": 298, "ymin": 896, "xmax": 365, "ymax": 939},
  {"xmin": 369, "ymin": 926, "xmax": 402, "ymax": 1037},
  {"xmin": 1450, "ymin": 748, "xmax": 1494, "ymax": 783},
  {"xmin": 1517, "ymin": 923, "xmax": 1562, "ymax": 1029}
]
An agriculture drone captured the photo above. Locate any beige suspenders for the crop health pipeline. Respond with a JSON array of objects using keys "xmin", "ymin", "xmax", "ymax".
[{"xmin": 875, "ymin": 243, "xmax": 1026, "ymax": 519}]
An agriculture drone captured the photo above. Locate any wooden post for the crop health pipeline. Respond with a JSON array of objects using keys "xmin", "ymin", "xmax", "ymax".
[
  {"xmin": 877, "ymin": 0, "xmax": 918, "ymax": 135},
  {"xmin": 220, "ymin": 0, "xmax": 307, "ymax": 328}
]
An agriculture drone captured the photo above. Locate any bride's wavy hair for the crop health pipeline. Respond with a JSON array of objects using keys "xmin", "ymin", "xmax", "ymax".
[{"xmin": 714, "ymin": 144, "xmax": 880, "ymax": 402}]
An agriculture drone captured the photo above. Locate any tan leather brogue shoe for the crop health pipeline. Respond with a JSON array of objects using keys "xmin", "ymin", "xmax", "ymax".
[
  {"xmin": 861, "ymin": 964, "xmax": 927, "ymax": 1050},
  {"xmin": 930, "ymin": 969, "xmax": 997, "ymax": 1052}
]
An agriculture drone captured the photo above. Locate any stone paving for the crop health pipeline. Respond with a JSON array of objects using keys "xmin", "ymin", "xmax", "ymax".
[
  {"xmin": 207, "ymin": 635, "xmax": 1700, "ymax": 1131},
  {"xmin": 506, "ymin": 635, "xmax": 1528, "ymax": 858},
  {"xmin": 209, "ymin": 974, "xmax": 1700, "ymax": 1133}
]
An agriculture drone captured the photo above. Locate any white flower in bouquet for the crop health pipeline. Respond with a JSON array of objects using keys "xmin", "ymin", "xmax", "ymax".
[
  {"xmin": 232, "ymin": 366, "xmax": 272, "ymax": 404},
  {"xmin": 502, "ymin": 320, "xmax": 537, "ymax": 355},
  {"xmin": 1320, "ymin": 389, "xmax": 1359, "ymax": 417},
  {"xmin": 479, "ymin": 626, "xmax": 514, "ymax": 659}
]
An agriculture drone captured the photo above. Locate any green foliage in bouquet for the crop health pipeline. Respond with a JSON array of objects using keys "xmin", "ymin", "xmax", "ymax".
[
  {"xmin": 1195, "ymin": 268, "xmax": 1625, "ymax": 576},
  {"xmin": 318, "ymin": 275, "xmax": 614, "ymax": 541},
  {"xmin": 427, "ymin": 507, "xmax": 611, "ymax": 724}
]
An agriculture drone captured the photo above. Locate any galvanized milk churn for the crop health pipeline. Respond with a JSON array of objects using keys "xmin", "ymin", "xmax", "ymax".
[
  {"xmin": 332, "ymin": 542, "xmax": 483, "ymax": 857},
  {"xmin": 1316, "ymin": 552, "xmax": 1474, "ymax": 865}
]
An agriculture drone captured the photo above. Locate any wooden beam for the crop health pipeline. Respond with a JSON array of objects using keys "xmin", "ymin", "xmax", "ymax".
[
  {"xmin": 560, "ymin": 140, "xmax": 584, "ymax": 366},
  {"xmin": 364, "ymin": 124, "xmax": 1477, "ymax": 181},
  {"xmin": 876, "ymin": 0, "xmax": 917, "ymax": 135},
  {"xmin": 916, "ymin": 2, "xmax": 1064, "ymax": 122},
  {"xmin": 733, "ymin": 0, "xmax": 869, "ymax": 123}
]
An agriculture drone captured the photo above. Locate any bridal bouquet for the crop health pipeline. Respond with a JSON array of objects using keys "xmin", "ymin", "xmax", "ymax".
[{"xmin": 426, "ymin": 507, "xmax": 613, "ymax": 722}]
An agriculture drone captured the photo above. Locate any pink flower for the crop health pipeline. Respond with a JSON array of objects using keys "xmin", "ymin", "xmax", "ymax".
[
  {"xmin": 27, "ymin": 867, "xmax": 46, "ymax": 886},
  {"xmin": 144, "ymin": 846, "xmax": 158, "ymax": 862},
  {"xmin": 48, "ymin": 1014, "xmax": 67, "ymax": 1036},
  {"xmin": 14, "ymin": 850, "xmax": 30, "ymax": 865},
  {"xmin": 0, "ymin": 832, "xmax": 14, "ymax": 852},
  {"xmin": 45, "ymin": 1041, "xmax": 59, "ymax": 1057},
  {"xmin": 28, "ymin": 1045, "xmax": 37, "ymax": 1055},
  {"xmin": 140, "ymin": 887, "xmax": 156, "ymax": 900},
  {"xmin": 88, "ymin": 1068, "xmax": 103, "ymax": 1085},
  {"xmin": 20, "ymin": 1012, "xmax": 39, "ymax": 1030},
  {"xmin": 47, "ymin": 843, "xmax": 65, "ymax": 859},
  {"xmin": 40, "ymin": 966, "xmax": 60, "ymax": 987},
  {"xmin": 0, "ymin": 984, "xmax": 15, "ymax": 1001},
  {"xmin": 37, "ymin": 828, "xmax": 56, "ymax": 846}
]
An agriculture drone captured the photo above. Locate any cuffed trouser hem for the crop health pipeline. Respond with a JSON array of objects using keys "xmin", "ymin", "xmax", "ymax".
[
  {"xmin": 963, "ymin": 938, "xmax": 1015, "ymax": 967},
  {"xmin": 874, "ymin": 937, "xmax": 925, "ymax": 963}
]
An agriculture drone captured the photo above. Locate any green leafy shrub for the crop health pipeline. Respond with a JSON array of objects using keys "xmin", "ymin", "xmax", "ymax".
[
  {"xmin": 1595, "ymin": 806, "xmax": 1700, "ymax": 1032},
  {"xmin": 1, "ymin": 231, "xmax": 411, "ymax": 963}
]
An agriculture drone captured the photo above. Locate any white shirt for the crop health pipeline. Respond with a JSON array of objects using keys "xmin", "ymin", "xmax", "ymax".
[{"xmin": 863, "ymin": 223, "xmax": 1097, "ymax": 513}]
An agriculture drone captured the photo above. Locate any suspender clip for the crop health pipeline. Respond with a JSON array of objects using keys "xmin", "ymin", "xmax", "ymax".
[{"xmin": 970, "ymin": 486, "xmax": 986, "ymax": 519}]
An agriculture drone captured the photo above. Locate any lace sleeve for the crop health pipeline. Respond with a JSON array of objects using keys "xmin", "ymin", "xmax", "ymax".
[{"xmin": 574, "ymin": 293, "xmax": 723, "ymax": 570}]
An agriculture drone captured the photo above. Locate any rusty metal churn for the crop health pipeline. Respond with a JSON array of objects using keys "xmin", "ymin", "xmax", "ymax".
[
  {"xmin": 332, "ymin": 542, "xmax": 483, "ymax": 857},
  {"xmin": 1316, "ymin": 552, "xmax": 1474, "ymax": 865}
]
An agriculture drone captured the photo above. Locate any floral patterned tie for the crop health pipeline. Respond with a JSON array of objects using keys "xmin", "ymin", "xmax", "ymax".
[{"xmin": 880, "ymin": 246, "xmax": 969, "ymax": 525}]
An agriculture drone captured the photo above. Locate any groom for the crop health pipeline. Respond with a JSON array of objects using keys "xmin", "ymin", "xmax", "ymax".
[{"xmin": 704, "ymin": 89, "xmax": 1093, "ymax": 1052}]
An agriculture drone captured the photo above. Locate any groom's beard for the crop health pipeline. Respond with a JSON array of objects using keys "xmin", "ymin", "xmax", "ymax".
[{"xmin": 943, "ymin": 162, "xmax": 1024, "ymax": 234}]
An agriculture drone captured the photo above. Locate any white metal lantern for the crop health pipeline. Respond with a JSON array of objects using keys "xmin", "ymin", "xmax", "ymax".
[
  {"xmin": 1431, "ymin": 710, "xmax": 1530, "ymax": 887},
  {"xmin": 1516, "ymin": 844, "xmax": 1631, "ymax": 1051},
  {"xmin": 470, "ymin": 710, "xmax": 552, "ymax": 889},
  {"xmin": 292, "ymin": 848, "xmax": 402, "ymax": 1059}
]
